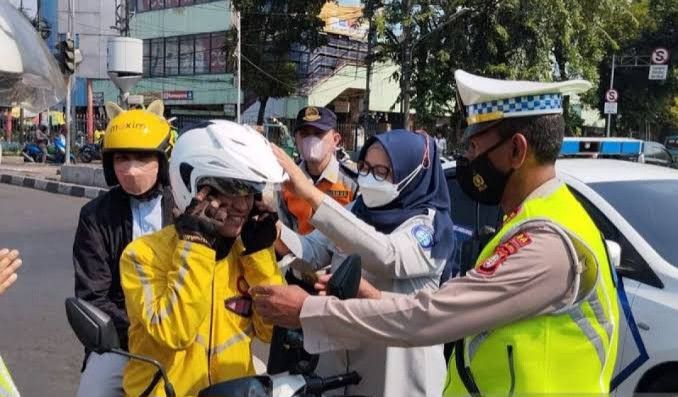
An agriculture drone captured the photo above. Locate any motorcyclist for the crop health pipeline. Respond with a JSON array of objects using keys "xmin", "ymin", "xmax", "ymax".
[
  {"xmin": 35, "ymin": 125, "xmax": 49, "ymax": 163},
  {"xmin": 119, "ymin": 120, "xmax": 285, "ymax": 397},
  {"xmin": 73, "ymin": 100, "xmax": 176, "ymax": 397}
]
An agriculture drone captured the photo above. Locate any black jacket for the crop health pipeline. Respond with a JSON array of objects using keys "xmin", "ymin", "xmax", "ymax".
[{"xmin": 73, "ymin": 185, "xmax": 174, "ymax": 350}]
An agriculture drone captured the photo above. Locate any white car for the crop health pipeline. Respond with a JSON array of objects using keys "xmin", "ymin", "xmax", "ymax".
[{"xmin": 443, "ymin": 158, "xmax": 678, "ymax": 395}]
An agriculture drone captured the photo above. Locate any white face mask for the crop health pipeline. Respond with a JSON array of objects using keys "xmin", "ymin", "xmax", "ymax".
[
  {"xmin": 301, "ymin": 136, "xmax": 332, "ymax": 163},
  {"xmin": 358, "ymin": 164, "xmax": 423, "ymax": 208}
]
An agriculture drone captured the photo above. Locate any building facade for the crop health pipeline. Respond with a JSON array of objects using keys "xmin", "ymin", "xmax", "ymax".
[{"xmin": 93, "ymin": 0, "xmax": 237, "ymax": 129}]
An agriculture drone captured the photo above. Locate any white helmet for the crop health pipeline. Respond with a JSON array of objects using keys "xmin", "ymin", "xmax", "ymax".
[{"xmin": 169, "ymin": 120, "xmax": 287, "ymax": 212}]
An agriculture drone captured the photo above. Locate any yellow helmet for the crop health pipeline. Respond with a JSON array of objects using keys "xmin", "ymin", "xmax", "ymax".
[{"xmin": 102, "ymin": 100, "xmax": 173, "ymax": 187}]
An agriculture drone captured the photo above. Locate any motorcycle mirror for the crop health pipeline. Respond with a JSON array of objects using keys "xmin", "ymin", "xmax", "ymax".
[
  {"xmin": 327, "ymin": 254, "xmax": 362, "ymax": 300},
  {"xmin": 65, "ymin": 297, "xmax": 120, "ymax": 354},
  {"xmin": 197, "ymin": 375, "xmax": 272, "ymax": 397}
]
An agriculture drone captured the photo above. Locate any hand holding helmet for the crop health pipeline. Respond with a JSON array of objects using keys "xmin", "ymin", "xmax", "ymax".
[
  {"xmin": 174, "ymin": 187, "xmax": 224, "ymax": 248},
  {"xmin": 240, "ymin": 197, "xmax": 279, "ymax": 255}
]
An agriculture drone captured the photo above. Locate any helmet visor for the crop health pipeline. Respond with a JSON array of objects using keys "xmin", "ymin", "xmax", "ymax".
[{"xmin": 197, "ymin": 177, "xmax": 271, "ymax": 197}]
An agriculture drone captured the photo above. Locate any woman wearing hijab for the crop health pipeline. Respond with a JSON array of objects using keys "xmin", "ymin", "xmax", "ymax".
[{"xmin": 273, "ymin": 129, "xmax": 454, "ymax": 397}]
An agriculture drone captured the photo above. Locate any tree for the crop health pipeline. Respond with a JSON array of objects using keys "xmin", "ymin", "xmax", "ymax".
[
  {"xmin": 230, "ymin": 0, "xmax": 328, "ymax": 125},
  {"xmin": 596, "ymin": 0, "xmax": 678, "ymax": 138},
  {"xmin": 371, "ymin": 0, "xmax": 637, "ymax": 136}
]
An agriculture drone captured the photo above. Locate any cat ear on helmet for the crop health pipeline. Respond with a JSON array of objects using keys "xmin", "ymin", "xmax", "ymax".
[
  {"xmin": 105, "ymin": 101, "xmax": 124, "ymax": 120},
  {"xmin": 147, "ymin": 100, "xmax": 165, "ymax": 117}
]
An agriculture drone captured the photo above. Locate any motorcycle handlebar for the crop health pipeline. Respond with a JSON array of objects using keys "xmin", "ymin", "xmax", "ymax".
[{"xmin": 304, "ymin": 371, "xmax": 362, "ymax": 394}]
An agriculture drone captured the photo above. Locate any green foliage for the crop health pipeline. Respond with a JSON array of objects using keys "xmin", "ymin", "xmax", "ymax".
[
  {"xmin": 372, "ymin": 0, "xmax": 639, "ymax": 130},
  {"xmin": 596, "ymin": 0, "xmax": 677, "ymax": 137},
  {"xmin": 231, "ymin": 0, "xmax": 328, "ymax": 123}
]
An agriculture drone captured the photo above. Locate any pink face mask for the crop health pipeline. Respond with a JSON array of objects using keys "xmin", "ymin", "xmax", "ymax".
[{"xmin": 114, "ymin": 158, "xmax": 159, "ymax": 196}]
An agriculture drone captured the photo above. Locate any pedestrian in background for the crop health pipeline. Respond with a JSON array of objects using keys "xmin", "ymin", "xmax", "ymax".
[{"xmin": 435, "ymin": 131, "xmax": 448, "ymax": 156}]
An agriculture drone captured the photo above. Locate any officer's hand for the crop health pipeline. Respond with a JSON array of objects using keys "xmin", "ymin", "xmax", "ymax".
[
  {"xmin": 251, "ymin": 284, "xmax": 308, "ymax": 329},
  {"xmin": 0, "ymin": 248, "xmax": 22, "ymax": 296},
  {"xmin": 272, "ymin": 144, "xmax": 325, "ymax": 210},
  {"xmin": 174, "ymin": 187, "xmax": 223, "ymax": 248},
  {"xmin": 241, "ymin": 199, "xmax": 279, "ymax": 255},
  {"xmin": 314, "ymin": 274, "xmax": 382, "ymax": 299}
]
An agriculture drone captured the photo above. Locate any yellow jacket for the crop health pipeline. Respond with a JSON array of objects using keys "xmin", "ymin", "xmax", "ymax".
[{"xmin": 120, "ymin": 226, "xmax": 284, "ymax": 397}]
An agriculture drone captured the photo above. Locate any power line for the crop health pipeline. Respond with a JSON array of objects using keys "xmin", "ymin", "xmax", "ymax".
[{"xmin": 240, "ymin": 54, "xmax": 297, "ymax": 90}]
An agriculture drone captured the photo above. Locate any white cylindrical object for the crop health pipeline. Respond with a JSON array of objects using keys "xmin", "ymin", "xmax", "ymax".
[{"xmin": 107, "ymin": 37, "xmax": 143, "ymax": 75}]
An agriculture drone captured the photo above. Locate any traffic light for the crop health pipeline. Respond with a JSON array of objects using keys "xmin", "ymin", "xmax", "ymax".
[{"xmin": 57, "ymin": 39, "xmax": 76, "ymax": 75}]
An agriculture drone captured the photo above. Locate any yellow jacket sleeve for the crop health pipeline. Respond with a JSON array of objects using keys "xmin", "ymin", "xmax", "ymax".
[
  {"xmin": 121, "ymin": 238, "xmax": 216, "ymax": 350},
  {"xmin": 239, "ymin": 245, "xmax": 284, "ymax": 343}
]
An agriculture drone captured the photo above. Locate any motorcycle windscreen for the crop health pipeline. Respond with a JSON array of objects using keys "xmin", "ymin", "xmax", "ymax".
[{"xmin": 197, "ymin": 375, "xmax": 272, "ymax": 397}]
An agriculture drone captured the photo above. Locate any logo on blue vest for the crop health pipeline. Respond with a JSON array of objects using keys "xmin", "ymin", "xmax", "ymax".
[{"xmin": 411, "ymin": 224, "xmax": 434, "ymax": 250}]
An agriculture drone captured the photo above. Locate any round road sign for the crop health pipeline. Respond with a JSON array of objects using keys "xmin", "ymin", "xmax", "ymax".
[
  {"xmin": 651, "ymin": 48, "xmax": 670, "ymax": 65},
  {"xmin": 605, "ymin": 89, "xmax": 619, "ymax": 103}
]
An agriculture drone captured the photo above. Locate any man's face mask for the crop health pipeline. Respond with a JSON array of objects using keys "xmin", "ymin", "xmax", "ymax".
[
  {"xmin": 456, "ymin": 136, "xmax": 514, "ymax": 205},
  {"xmin": 297, "ymin": 129, "xmax": 336, "ymax": 164},
  {"xmin": 113, "ymin": 154, "xmax": 159, "ymax": 196}
]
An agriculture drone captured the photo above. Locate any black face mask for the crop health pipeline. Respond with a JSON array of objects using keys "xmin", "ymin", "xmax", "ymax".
[{"xmin": 457, "ymin": 137, "xmax": 514, "ymax": 205}]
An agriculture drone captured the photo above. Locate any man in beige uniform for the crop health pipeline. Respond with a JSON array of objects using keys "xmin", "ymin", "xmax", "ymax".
[{"xmin": 253, "ymin": 71, "xmax": 619, "ymax": 396}]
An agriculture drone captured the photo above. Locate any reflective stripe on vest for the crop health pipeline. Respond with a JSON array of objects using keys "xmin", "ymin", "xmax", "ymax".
[
  {"xmin": 444, "ymin": 183, "xmax": 619, "ymax": 397},
  {"xmin": 0, "ymin": 355, "xmax": 19, "ymax": 397}
]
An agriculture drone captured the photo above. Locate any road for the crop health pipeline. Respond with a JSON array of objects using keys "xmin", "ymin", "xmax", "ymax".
[{"xmin": 0, "ymin": 184, "xmax": 88, "ymax": 396}]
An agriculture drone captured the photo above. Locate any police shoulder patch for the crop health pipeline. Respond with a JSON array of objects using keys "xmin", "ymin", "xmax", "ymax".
[
  {"xmin": 411, "ymin": 224, "xmax": 435, "ymax": 250},
  {"xmin": 477, "ymin": 232, "xmax": 532, "ymax": 276}
]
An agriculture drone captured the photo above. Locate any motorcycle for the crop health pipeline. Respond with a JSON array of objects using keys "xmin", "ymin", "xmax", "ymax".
[
  {"xmin": 65, "ymin": 255, "xmax": 365, "ymax": 397},
  {"xmin": 22, "ymin": 142, "xmax": 76, "ymax": 164},
  {"xmin": 77, "ymin": 142, "xmax": 102, "ymax": 163}
]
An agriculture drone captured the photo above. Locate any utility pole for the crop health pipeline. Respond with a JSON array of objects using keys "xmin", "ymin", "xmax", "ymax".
[
  {"xmin": 124, "ymin": 0, "xmax": 130, "ymax": 37},
  {"xmin": 236, "ymin": 9, "xmax": 241, "ymax": 123},
  {"xmin": 606, "ymin": 54, "xmax": 616, "ymax": 137},
  {"xmin": 362, "ymin": 0, "xmax": 376, "ymax": 135},
  {"xmin": 65, "ymin": 0, "xmax": 75, "ymax": 165}
]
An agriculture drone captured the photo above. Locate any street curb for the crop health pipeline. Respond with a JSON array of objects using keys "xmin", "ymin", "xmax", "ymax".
[{"xmin": 0, "ymin": 173, "xmax": 107, "ymax": 199}]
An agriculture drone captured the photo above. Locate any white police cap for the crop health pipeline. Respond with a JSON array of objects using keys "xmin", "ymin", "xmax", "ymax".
[{"xmin": 454, "ymin": 70, "xmax": 592, "ymax": 138}]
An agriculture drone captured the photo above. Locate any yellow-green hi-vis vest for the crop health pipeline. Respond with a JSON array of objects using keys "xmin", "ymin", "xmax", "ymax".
[
  {"xmin": 0, "ymin": 354, "xmax": 20, "ymax": 397},
  {"xmin": 445, "ymin": 183, "xmax": 619, "ymax": 397}
]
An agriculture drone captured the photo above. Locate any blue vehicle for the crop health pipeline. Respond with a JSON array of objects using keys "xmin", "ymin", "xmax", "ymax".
[
  {"xmin": 22, "ymin": 139, "xmax": 75, "ymax": 164},
  {"xmin": 560, "ymin": 137, "xmax": 675, "ymax": 168}
]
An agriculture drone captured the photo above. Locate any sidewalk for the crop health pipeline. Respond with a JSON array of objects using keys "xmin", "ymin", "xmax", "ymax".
[{"xmin": 0, "ymin": 156, "xmax": 107, "ymax": 199}]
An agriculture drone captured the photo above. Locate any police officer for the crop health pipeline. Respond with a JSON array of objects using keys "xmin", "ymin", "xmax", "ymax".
[
  {"xmin": 253, "ymin": 70, "xmax": 620, "ymax": 397},
  {"xmin": 278, "ymin": 106, "xmax": 358, "ymax": 235}
]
